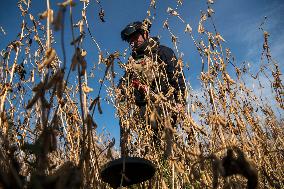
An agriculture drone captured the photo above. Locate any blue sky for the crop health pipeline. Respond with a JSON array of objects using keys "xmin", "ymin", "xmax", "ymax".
[{"xmin": 0, "ymin": 0, "xmax": 283, "ymax": 146}]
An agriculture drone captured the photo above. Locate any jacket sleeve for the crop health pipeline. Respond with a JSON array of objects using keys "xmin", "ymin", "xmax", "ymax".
[{"xmin": 158, "ymin": 45, "xmax": 186, "ymax": 104}]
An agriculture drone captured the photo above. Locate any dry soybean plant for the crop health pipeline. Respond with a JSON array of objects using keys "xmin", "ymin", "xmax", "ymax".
[{"xmin": 0, "ymin": 0, "xmax": 283, "ymax": 189}]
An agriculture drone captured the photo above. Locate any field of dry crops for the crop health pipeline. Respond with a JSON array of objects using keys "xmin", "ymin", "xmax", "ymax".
[{"xmin": 0, "ymin": 0, "xmax": 283, "ymax": 188}]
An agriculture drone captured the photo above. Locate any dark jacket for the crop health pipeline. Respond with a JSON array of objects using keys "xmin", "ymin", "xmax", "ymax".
[{"xmin": 118, "ymin": 37, "xmax": 186, "ymax": 106}]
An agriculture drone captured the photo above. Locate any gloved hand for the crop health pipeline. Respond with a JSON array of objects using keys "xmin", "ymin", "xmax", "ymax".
[{"xmin": 132, "ymin": 79, "xmax": 148, "ymax": 94}]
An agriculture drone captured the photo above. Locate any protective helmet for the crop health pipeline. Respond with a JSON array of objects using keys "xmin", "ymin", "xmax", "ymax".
[{"xmin": 121, "ymin": 19, "xmax": 152, "ymax": 42}]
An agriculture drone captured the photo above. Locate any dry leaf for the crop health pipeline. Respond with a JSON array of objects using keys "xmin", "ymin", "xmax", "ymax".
[
  {"xmin": 167, "ymin": 7, "xmax": 179, "ymax": 16},
  {"xmin": 215, "ymin": 33, "xmax": 226, "ymax": 43},
  {"xmin": 80, "ymin": 59, "xmax": 87, "ymax": 76},
  {"xmin": 71, "ymin": 50, "xmax": 79, "ymax": 71},
  {"xmin": 86, "ymin": 114, "xmax": 97, "ymax": 129},
  {"xmin": 73, "ymin": 19, "xmax": 84, "ymax": 33},
  {"xmin": 207, "ymin": 8, "xmax": 215, "ymax": 17},
  {"xmin": 99, "ymin": 9, "xmax": 105, "ymax": 22},
  {"xmin": 70, "ymin": 34, "xmax": 84, "ymax": 45},
  {"xmin": 45, "ymin": 70, "xmax": 63, "ymax": 90},
  {"xmin": 201, "ymin": 12, "xmax": 207, "ymax": 21},
  {"xmin": 53, "ymin": 7, "xmax": 65, "ymax": 31},
  {"xmin": 184, "ymin": 24, "xmax": 192, "ymax": 33},
  {"xmin": 56, "ymin": 78, "xmax": 65, "ymax": 100},
  {"xmin": 98, "ymin": 52, "xmax": 103, "ymax": 64},
  {"xmin": 39, "ymin": 10, "xmax": 48, "ymax": 19},
  {"xmin": 174, "ymin": 161, "xmax": 184, "ymax": 174},
  {"xmin": 191, "ymin": 103, "xmax": 196, "ymax": 112},
  {"xmin": 39, "ymin": 9, "xmax": 53, "ymax": 23},
  {"xmin": 108, "ymin": 138, "xmax": 115, "ymax": 148},
  {"xmin": 80, "ymin": 0, "xmax": 90, "ymax": 3},
  {"xmin": 224, "ymin": 73, "xmax": 235, "ymax": 84},
  {"xmin": 163, "ymin": 19, "xmax": 169, "ymax": 29},
  {"xmin": 89, "ymin": 97, "xmax": 99, "ymax": 110},
  {"xmin": 177, "ymin": 0, "xmax": 183, "ymax": 5},
  {"xmin": 171, "ymin": 34, "xmax": 178, "ymax": 43},
  {"xmin": 71, "ymin": 48, "xmax": 87, "ymax": 75},
  {"xmin": 26, "ymin": 92, "xmax": 41, "ymax": 109},
  {"xmin": 38, "ymin": 48, "xmax": 56, "ymax": 71},
  {"xmin": 198, "ymin": 21, "xmax": 205, "ymax": 34},
  {"xmin": 82, "ymin": 83, "xmax": 93, "ymax": 93},
  {"xmin": 165, "ymin": 86, "xmax": 175, "ymax": 98},
  {"xmin": 98, "ymin": 98, "xmax": 103, "ymax": 114},
  {"xmin": 81, "ymin": 49, "xmax": 87, "ymax": 57},
  {"xmin": 57, "ymin": 0, "xmax": 76, "ymax": 7},
  {"xmin": 9, "ymin": 41, "xmax": 24, "ymax": 51}
]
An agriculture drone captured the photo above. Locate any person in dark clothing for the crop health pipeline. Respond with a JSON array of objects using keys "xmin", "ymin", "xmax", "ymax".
[{"xmin": 117, "ymin": 19, "xmax": 186, "ymax": 157}]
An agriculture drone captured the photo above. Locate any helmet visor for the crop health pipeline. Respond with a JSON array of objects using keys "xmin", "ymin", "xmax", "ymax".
[{"xmin": 121, "ymin": 22, "xmax": 143, "ymax": 41}]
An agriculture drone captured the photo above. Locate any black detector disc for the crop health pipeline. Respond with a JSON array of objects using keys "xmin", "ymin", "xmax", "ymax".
[{"xmin": 100, "ymin": 157, "xmax": 156, "ymax": 188}]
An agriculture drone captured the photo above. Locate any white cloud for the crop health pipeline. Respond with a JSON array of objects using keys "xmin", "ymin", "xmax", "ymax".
[{"xmin": 241, "ymin": 3, "xmax": 284, "ymax": 62}]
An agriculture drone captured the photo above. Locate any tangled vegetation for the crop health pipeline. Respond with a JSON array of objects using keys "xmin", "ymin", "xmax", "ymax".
[{"xmin": 0, "ymin": 0, "xmax": 283, "ymax": 188}]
